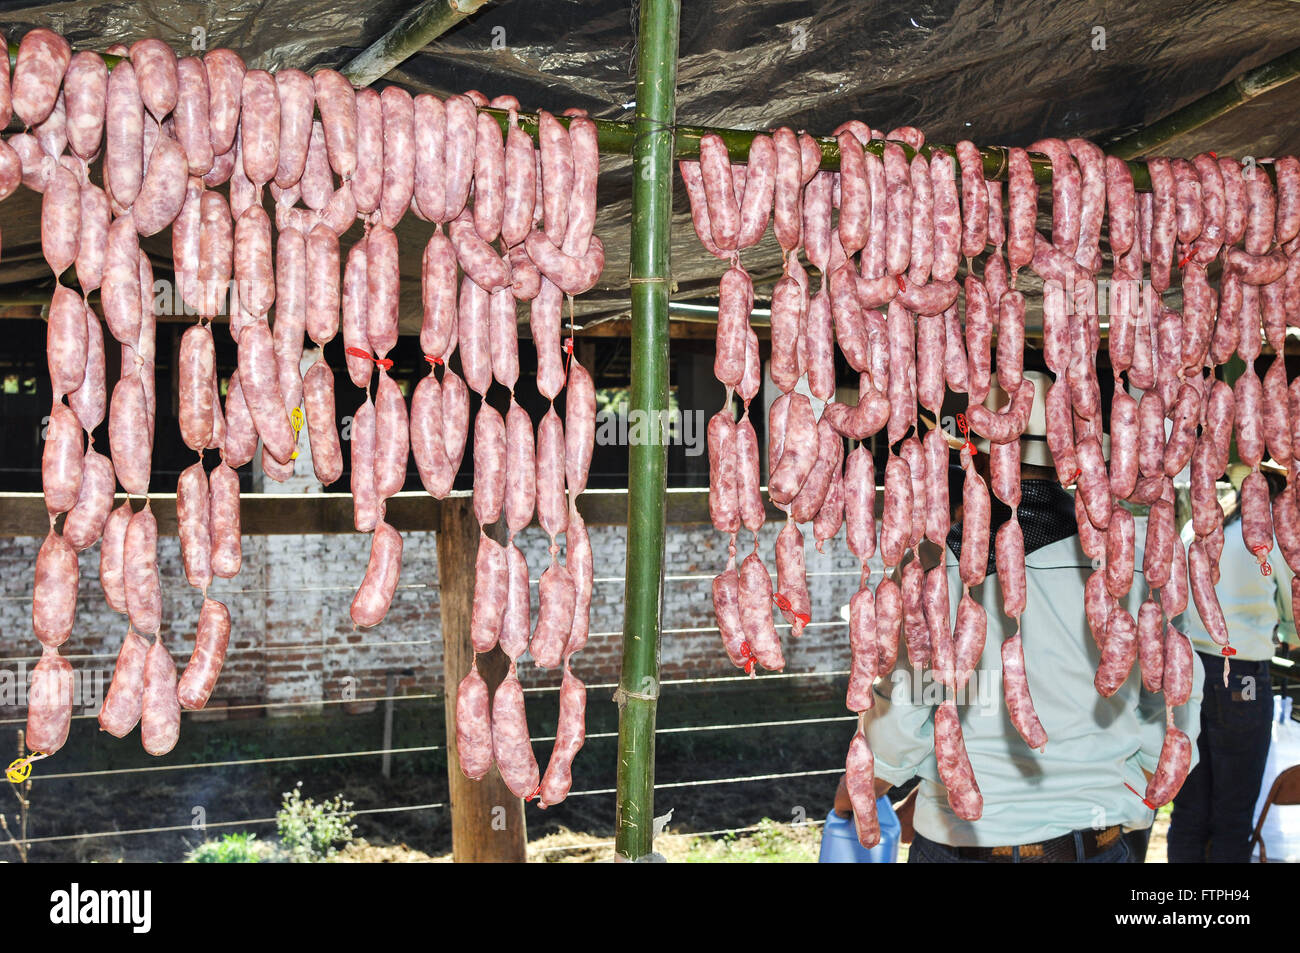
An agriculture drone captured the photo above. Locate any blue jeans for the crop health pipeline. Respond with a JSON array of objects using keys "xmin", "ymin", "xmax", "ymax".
[
  {"xmin": 1167, "ymin": 654, "xmax": 1273, "ymax": 863},
  {"xmin": 908, "ymin": 831, "xmax": 1131, "ymax": 863}
]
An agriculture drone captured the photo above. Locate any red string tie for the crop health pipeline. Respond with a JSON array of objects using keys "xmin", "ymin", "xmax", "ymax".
[
  {"xmin": 346, "ymin": 346, "xmax": 393, "ymax": 370},
  {"xmin": 1251, "ymin": 545, "xmax": 1272, "ymax": 576},
  {"xmin": 955, "ymin": 413, "xmax": 977, "ymax": 456},
  {"xmin": 1221, "ymin": 645, "xmax": 1237, "ymax": 657},
  {"xmin": 739, "ymin": 641, "xmax": 758, "ymax": 677},
  {"xmin": 1123, "ymin": 781, "xmax": 1157, "ymax": 810},
  {"xmin": 896, "ymin": 274, "xmax": 907, "ymax": 292},
  {"xmin": 424, "ymin": 354, "xmax": 443, "ymax": 367},
  {"xmin": 526, "ymin": 784, "xmax": 542, "ymax": 803}
]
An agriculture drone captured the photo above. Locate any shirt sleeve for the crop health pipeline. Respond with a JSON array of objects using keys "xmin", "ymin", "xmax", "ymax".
[
  {"xmin": 1133, "ymin": 651, "xmax": 1205, "ymax": 775},
  {"xmin": 1274, "ymin": 561, "xmax": 1297, "ymax": 648},
  {"xmin": 863, "ymin": 662, "xmax": 939, "ymax": 787}
]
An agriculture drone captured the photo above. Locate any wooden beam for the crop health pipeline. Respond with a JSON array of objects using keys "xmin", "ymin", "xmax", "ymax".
[
  {"xmin": 0, "ymin": 488, "xmax": 719, "ymax": 537},
  {"xmin": 436, "ymin": 493, "xmax": 526, "ymax": 863}
]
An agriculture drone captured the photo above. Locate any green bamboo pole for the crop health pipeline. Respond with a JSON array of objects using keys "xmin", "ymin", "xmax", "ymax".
[
  {"xmin": 1107, "ymin": 45, "xmax": 1300, "ymax": 160},
  {"xmin": 614, "ymin": 0, "xmax": 678, "ymax": 863},
  {"xmin": 341, "ymin": 0, "xmax": 490, "ymax": 86},
  {"xmin": 11, "ymin": 38, "xmax": 1280, "ymax": 190}
]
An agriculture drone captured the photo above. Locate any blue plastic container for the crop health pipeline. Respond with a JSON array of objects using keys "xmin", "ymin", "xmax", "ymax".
[{"xmin": 818, "ymin": 798, "xmax": 901, "ymax": 863}]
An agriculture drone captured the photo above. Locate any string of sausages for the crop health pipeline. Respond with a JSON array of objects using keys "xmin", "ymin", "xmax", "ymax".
[
  {"xmin": 13, "ymin": 29, "xmax": 601, "ymax": 797},
  {"xmin": 686, "ymin": 118, "xmax": 1300, "ymax": 844},
  {"xmin": 458, "ymin": 106, "xmax": 599, "ymax": 806}
]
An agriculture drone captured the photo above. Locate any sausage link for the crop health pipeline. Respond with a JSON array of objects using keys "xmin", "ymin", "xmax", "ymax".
[
  {"xmin": 761, "ymin": 392, "xmax": 812, "ymax": 506},
  {"xmin": 1163, "ymin": 383, "xmax": 1200, "ymax": 477},
  {"xmin": 96, "ymin": 629, "xmax": 150, "ymax": 737},
  {"xmin": 176, "ymin": 597, "xmax": 231, "ymax": 710},
  {"xmin": 350, "ymin": 520, "xmax": 404, "ymax": 628},
  {"xmin": 472, "ymin": 403, "xmax": 507, "ymax": 527},
  {"xmin": 124, "ymin": 506, "xmax": 162, "ymax": 637},
  {"xmin": 712, "ymin": 561, "xmax": 754, "ymax": 670},
  {"xmin": 1163, "ymin": 625, "xmax": 1194, "ymax": 707},
  {"xmin": 1136, "ymin": 389, "xmax": 1166, "ymax": 479},
  {"xmin": 176, "ymin": 461, "xmax": 213, "ymax": 592},
  {"xmin": 771, "ymin": 521, "xmax": 811, "ymax": 637},
  {"xmin": 698, "ymin": 133, "xmax": 740, "ymax": 251},
  {"xmin": 491, "ymin": 666, "xmax": 539, "ymax": 798},
  {"xmin": 1244, "ymin": 163, "xmax": 1276, "ymax": 256},
  {"xmin": 707, "ymin": 410, "xmax": 740, "ymax": 535},
  {"xmin": 1002, "ymin": 633, "xmax": 1048, "ymax": 750},
  {"xmin": 930, "ymin": 150, "xmax": 961, "ymax": 281},
  {"xmin": 1095, "ymin": 604, "xmax": 1138, "ymax": 697},
  {"xmin": 537, "ymin": 407, "xmax": 569, "ymax": 540},
  {"xmin": 1147, "ymin": 157, "xmax": 1177, "ymax": 292},
  {"xmin": 468, "ymin": 535, "xmax": 509, "ymax": 653},
  {"xmin": 236, "ymin": 320, "xmax": 295, "ymax": 463},
  {"xmin": 341, "ymin": 237, "xmax": 372, "ymax": 387},
  {"xmin": 907, "ymin": 153, "xmax": 934, "ymax": 284},
  {"xmin": 739, "ymin": 552, "xmax": 784, "ymax": 671},
  {"xmin": 883, "ymin": 142, "xmax": 912, "ymax": 275},
  {"xmin": 955, "ymin": 141, "xmax": 987, "ymax": 259},
  {"xmin": 177, "ymin": 324, "xmax": 216, "ymax": 451},
  {"xmin": 454, "ymin": 665, "xmax": 493, "ymax": 780},
  {"xmin": 528, "ymin": 278, "xmax": 566, "ymax": 401},
  {"xmin": 1105, "ymin": 507, "xmax": 1135, "ymax": 598},
  {"xmin": 1004, "ymin": 147, "xmax": 1036, "ymax": 276},
  {"xmin": 1145, "ymin": 724, "xmax": 1192, "ymax": 808},
  {"xmin": 41, "ymin": 157, "xmax": 79, "ymax": 279},
  {"xmin": 923, "ymin": 564, "xmax": 955, "ymax": 689},
  {"xmin": 376, "ymin": 86, "xmax": 416, "ymax": 228},
  {"xmin": 27, "ymin": 647, "xmax": 73, "ymax": 754},
  {"xmin": 372, "ymin": 373, "xmax": 410, "ymax": 503},
  {"xmin": 346, "ymin": 395, "xmax": 379, "ymax": 532},
  {"xmin": 410, "ymin": 372, "xmax": 451, "ymax": 499},
  {"xmin": 1188, "ymin": 538, "xmax": 1230, "ymax": 646},
  {"xmin": 958, "ymin": 456, "xmax": 991, "ymax": 588},
  {"xmin": 13, "ymin": 28, "xmax": 71, "ymax": 128},
  {"xmin": 1029, "ymin": 139, "xmax": 1080, "ymax": 255},
  {"xmin": 300, "ymin": 359, "xmax": 343, "ymax": 486},
  {"xmin": 531, "ymin": 561, "xmax": 577, "ymax": 669},
  {"xmin": 32, "ymin": 528, "xmax": 77, "ymax": 648},
  {"xmin": 845, "ymin": 730, "xmax": 881, "ymax": 848},
  {"xmin": 538, "ymin": 666, "xmax": 587, "ymax": 806},
  {"xmin": 420, "ymin": 229, "xmax": 457, "ymax": 359},
  {"xmin": 349, "ymin": 87, "xmax": 384, "ymax": 214},
  {"xmin": 1133, "ymin": 598, "xmax": 1165, "ymax": 694},
  {"xmin": 137, "ymin": 638, "xmax": 180, "ymax": 756},
  {"xmin": 312, "ymin": 69, "xmax": 357, "ymax": 181},
  {"xmin": 952, "ymin": 591, "xmax": 987, "ymax": 693},
  {"xmin": 1108, "ymin": 389, "xmax": 1139, "ymax": 499},
  {"xmin": 934, "ymin": 699, "xmax": 983, "ymax": 820}
]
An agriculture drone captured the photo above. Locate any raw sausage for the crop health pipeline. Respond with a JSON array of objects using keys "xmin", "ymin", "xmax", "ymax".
[
  {"xmin": 98, "ymin": 630, "xmax": 150, "ymax": 737},
  {"xmin": 350, "ymin": 520, "xmax": 403, "ymax": 627},
  {"xmin": 33, "ymin": 530, "xmax": 78, "ymax": 648},
  {"xmin": 27, "ymin": 648, "xmax": 74, "ymax": 755},
  {"xmin": 177, "ymin": 598, "xmax": 231, "ymax": 710}
]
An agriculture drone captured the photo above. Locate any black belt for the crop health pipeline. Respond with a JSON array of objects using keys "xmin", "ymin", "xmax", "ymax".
[{"xmin": 951, "ymin": 825, "xmax": 1124, "ymax": 862}]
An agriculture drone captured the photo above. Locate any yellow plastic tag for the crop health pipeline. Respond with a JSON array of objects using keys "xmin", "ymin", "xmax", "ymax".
[
  {"xmin": 7, "ymin": 754, "xmax": 43, "ymax": 783},
  {"xmin": 289, "ymin": 407, "xmax": 305, "ymax": 460}
]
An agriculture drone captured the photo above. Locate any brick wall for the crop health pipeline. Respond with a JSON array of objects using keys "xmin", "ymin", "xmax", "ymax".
[{"xmin": 0, "ymin": 520, "xmax": 869, "ymax": 720}]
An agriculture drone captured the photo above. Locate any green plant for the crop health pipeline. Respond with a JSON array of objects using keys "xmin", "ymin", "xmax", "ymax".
[
  {"xmin": 276, "ymin": 783, "xmax": 357, "ymax": 862},
  {"xmin": 186, "ymin": 832, "xmax": 269, "ymax": 863}
]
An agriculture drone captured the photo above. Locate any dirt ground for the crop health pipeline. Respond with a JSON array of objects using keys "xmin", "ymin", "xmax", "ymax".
[
  {"xmin": 333, "ymin": 808, "xmax": 1172, "ymax": 864},
  {"xmin": 3, "ymin": 677, "xmax": 1181, "ymax": 864}
]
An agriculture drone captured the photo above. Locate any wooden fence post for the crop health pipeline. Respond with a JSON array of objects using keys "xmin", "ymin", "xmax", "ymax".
[{"xmin": 437, "ymin": 494, "xmax": 527, "ymax": 862}]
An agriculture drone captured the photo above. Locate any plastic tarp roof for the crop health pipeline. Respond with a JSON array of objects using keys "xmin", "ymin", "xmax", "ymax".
[{"xmin": 1, "ymin": 0, "xmax": 1299, "ymax": 330}]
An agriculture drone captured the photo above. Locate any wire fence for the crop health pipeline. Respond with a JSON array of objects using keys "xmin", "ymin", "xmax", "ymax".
[{"xmin": 0, "ymin": 533, "xmax": 865, "ymax": 860}]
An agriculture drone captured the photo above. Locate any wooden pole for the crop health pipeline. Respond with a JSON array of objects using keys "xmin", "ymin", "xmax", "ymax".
[
  {"xmin": 614, "ymin": 0, "xmax": 679, "ymax": 863},
  {"xmin": 436, "ymin": 495, "xmax": 526, "ymax": 863}
]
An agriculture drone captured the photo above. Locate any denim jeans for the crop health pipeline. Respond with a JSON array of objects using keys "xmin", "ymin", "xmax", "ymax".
[
  {"xmin": 1167, "ymin": 654, "xmax": 1273, "ymax": 863},
  {"xmin": 908, "ymin": 831, "xmax": 1131, "ymax": 863}
]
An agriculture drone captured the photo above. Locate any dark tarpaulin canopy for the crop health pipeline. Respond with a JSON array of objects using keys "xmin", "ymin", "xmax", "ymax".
[{"xmin": 1, "ymin": 0, "xmax": 1299, "ymax": 330}]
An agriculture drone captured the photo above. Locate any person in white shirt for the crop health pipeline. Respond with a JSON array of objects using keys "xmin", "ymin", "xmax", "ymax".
[
  {"xmin": 1167, "ymin": 465, "xmax": 1292, "ymax": 863},
  {"xmin": 836, "ymin": 368, "xmax": 1202, "ymax": 862}
]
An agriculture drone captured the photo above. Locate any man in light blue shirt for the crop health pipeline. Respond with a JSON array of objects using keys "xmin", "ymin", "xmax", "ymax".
[
  {"xmin": 852, "ymin": 382, "xmax": 1202, "ymax": 862},
  {"xmin": 1168, "ymin": 468, "xmax": 1290, "ymax": 862}
]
